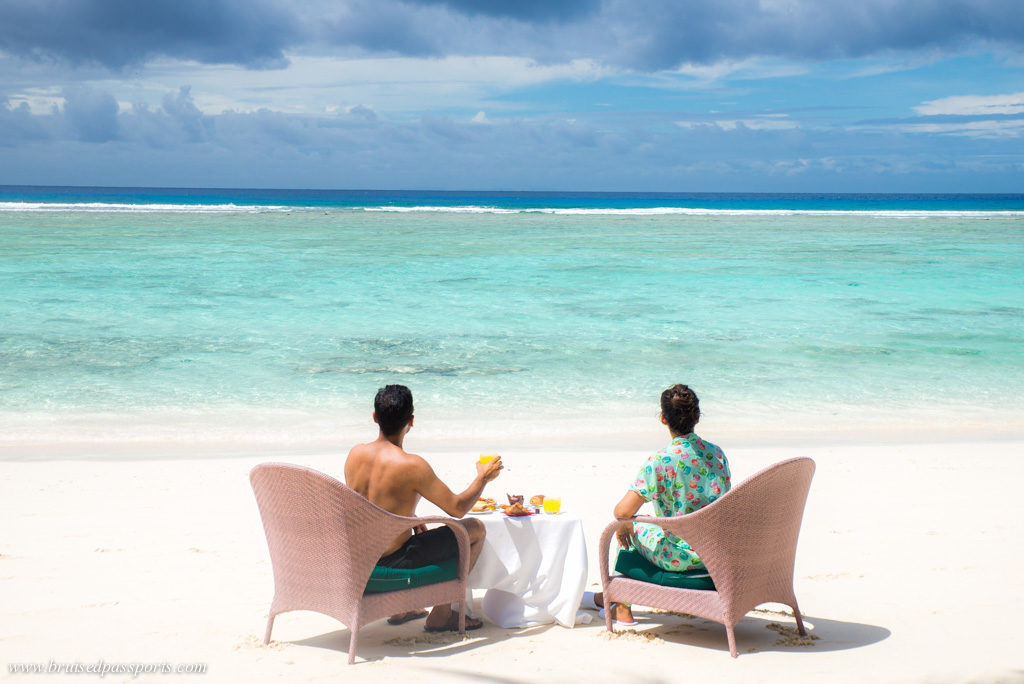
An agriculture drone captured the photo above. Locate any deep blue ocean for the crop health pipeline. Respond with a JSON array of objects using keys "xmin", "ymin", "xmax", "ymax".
[
  {"xmin": 3, "ymin": 185, "xmax": 1024, "ymax": 212},
  {"xmin": 1, "ymin": 186, "xmax": 1022, "ymax": 449}
]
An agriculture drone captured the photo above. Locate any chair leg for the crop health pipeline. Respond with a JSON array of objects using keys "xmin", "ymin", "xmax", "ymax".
[
  {"xmin": 604, "ymin": 599, "xmax": 615, "ymax": 633},
  {"xmin": 458, "ymin": 601, "xmax": 466, "ymax": 634},
  {"xmin": 792, "ymin": 602, "xmax": 807, "ymax": 636},
  {"xmin": 348, "ymin": 624, "xmax": 359, "ymax": 666},
  {"xmin": 263, "ymin": 614, "xmax": 275, "ymax": 645},
  {"xmin": 726, "ymin": 623, "xmax": 738, "ymax": 658}
]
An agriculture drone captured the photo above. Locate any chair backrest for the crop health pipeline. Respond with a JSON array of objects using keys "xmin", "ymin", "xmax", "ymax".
[
  {"xmin": 250, "ymin": 462, "xmax": 414, "ymax": 610},
  {"xmin": 659, "ymin": 457, "xmax": 815, "ymax": 605}
]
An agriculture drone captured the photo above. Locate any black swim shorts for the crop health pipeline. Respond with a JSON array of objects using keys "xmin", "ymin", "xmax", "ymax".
[{"xmin": 376, "ymin": 525, "xmax": 459, "ymax": 569}]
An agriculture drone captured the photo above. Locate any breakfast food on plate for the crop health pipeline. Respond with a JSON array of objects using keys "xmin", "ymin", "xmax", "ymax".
[
  {"xmin": 506, "ymin": 494, "xmax": 524, "ymax": 506},
  {"xmin": 471, "ymin": 497, "xmax": 496, "ymax": 512},
  {"xmin": 504, "ymin": 502, "xmax": 531, "ymax": 516},
  {"xmin": 529, "ymin": 495, "xmax": 545, "ymax": 506}
]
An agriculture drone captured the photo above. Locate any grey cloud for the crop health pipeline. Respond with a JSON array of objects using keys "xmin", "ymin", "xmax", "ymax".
[
  {"xmin": 0, "ymin": 101, "xmax": 50, "ymax": 145},
  {"xmin": 0, "ymin": 85, "xmax": 219, "ymax": 147},
  {"xmin": 312, "ymin": 0, "xmax": 1024, "ymax": 70},
  {"xmin": 411, "ymin": 0, "xmax": 600, "ymax": 22},
  {"xmin": 162, "ymin": 87, "xmax": 210, "ymax": 142},
  {"xmin": 130, "ymin": 102, "xmax": 181, "ymax": 150},
  {"xmin": 319, "ymin": 0, "xmax": 443, "ymax": 56},
  {"xmin": 4, "ymin": 91, "xmax": 1022, "ymax": 192},
  {"xmin": 421, "ymin": 114, "xmax": 472, "ymax": 143},
  {"xmin": 2, "ymin": 0, "xmax": 1023, "ymax": 72},
  {"xmin": 63, "ymin": 86, "xmax": 119, "ymax": 142},
  {"xmin": 599, "ymin": 0, "xmax": 1024, "ymax": 70},
  {"xmin": 344, "ymin": 105, "xmax": 378, "ymax": 123},
  {"xmin": 0, "ymin": 0, "xmax": 300, "ymax": 69}
]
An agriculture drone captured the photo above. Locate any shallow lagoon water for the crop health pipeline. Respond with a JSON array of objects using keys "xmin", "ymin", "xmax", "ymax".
[{"xmin": 1, "ymin": 192, "xmax": 1023, "ymax": 450}]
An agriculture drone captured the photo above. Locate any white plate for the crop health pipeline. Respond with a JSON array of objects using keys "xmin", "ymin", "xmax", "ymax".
[{"xmin": 467, "ymin": 509, "xmax": 495, "ymax": 515}]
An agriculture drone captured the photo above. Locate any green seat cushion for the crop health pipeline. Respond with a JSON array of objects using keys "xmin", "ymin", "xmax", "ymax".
[
  {"xmin": 614, "ymin": 549, "xmax": 715, "ymax": 590},
  {"xmin": 364, "ymin": 557, "xmax": 458, "ymax": 594}
]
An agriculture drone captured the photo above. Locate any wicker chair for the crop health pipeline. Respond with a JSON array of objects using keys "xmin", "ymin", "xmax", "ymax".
[
  {"xmin": 250, "ymin": 462, "xmax": 471, "ymax": 664},
  {"xmin": 599, "ymin": 456, "xmax": 815, "ymax": 657}
]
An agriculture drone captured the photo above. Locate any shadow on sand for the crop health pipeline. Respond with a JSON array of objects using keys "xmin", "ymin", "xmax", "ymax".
[
  {"xmin": 626, "ymin": 609, "xmax": 891, "ymax": 656},
  {"xmin": 290, "ymin": 618, "xmax": 555, "ymax": 667},
  {"xmin": 284, "ymin": 606, "xmax": 888, "ymax": 666}
]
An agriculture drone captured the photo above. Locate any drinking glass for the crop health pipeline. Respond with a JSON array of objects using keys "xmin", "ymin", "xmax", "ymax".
[{"xmin": 542, "ymin": 496, "xmax": 561, "ymax": 514}]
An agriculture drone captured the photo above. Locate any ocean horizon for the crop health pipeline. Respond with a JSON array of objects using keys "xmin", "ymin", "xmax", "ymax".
[
  {"xmin": 2, "ymin": 186, "xmax": 1023, "ymax": 457},
  {"xmin": 3, "ymin": 185, "xmax": 1024, "ymax": 214}
]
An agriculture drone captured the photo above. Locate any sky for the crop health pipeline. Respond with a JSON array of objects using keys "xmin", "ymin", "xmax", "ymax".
[{"xmin": 1, "ymin": 0, "xmax": 1023, "ymax": 192}]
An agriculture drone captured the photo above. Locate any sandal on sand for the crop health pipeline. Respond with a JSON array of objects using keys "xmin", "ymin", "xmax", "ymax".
[
  {"xmin": 582, "ymin": 591, "xmax": 636, "ymax": 624},
  {"xmin": 599, "ymin": 605, "xmax": 639, "ymax": 627},
  {"xmin": 387, "ymin": 610, "xmax": 428, "ymax": 626},
  {"xmin": 580, "ymin": 591, "xmax": 601, "ymax": 611},
  {"xmin": 424, "ymin": 612, "xmax": 483, "ymax": 632}
]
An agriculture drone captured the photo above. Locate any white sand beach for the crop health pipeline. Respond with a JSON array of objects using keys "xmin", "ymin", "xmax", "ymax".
[{"xmin": 2, "ymin": 437, "xmax": 1023, "ymax": 683}]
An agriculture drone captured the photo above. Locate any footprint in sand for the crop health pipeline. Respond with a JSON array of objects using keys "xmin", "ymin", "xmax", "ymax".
[
  {"xmin": 766, "ymin": 622, "xmax": 820, "ymax": 647},
  {"xmin": 234, "ymin": 634, "xmax": 288, "ymax": 651}
]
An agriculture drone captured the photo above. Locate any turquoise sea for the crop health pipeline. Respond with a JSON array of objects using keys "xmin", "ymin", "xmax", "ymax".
[{"xmin": 1, "ymin": 187, "xmax": 1023, "ymax": 450}]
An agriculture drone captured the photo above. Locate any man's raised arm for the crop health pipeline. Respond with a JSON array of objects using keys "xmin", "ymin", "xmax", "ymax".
[{"xmin": 415, "ymin": 456, "xmax": 503, "ymax": 518}]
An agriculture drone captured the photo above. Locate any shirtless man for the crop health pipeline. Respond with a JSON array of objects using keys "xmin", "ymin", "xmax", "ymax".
[{"xmin": 344, "ymin": 384, "xmax": 503, "ymax": 631}]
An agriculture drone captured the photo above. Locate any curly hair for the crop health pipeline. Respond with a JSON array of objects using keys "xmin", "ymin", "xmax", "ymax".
[{"xmin": 660, "ymin": 384, "xmax": 700, "ymax": 435}]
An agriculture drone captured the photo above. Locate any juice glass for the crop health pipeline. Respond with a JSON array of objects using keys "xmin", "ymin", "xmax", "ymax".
[
  {"xmin": 542, "ymin": 496, "xmax": 561, "ymax": 514},
  {"xmin": 479, "ymin": 453, "xmax": 499, "ymax": 464}
]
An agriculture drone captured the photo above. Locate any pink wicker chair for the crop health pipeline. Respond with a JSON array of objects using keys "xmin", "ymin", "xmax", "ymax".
[
  {"xmin": 250, "ymin": 462, "xmax": 471, "ymax": 664},
  {"xmin": 599, "ymin": 457, "xmax": 815, "ymax": 657}
]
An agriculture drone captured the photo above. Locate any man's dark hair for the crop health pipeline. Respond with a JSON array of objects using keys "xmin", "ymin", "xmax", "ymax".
[
  {"xmin": 375, "ymin": 384, "xmax": 414, "ymax": 435},
  {"xmin": 661, "ymin": 384, "xmax": 700, "ymax": 435}
]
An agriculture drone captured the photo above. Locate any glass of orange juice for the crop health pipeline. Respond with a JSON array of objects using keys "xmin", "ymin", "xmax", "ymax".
[
  {"xmin": 542, "ymin": 495, "xmax": 561, "ymax": 514},
  {"xmin": 479, "ymin": 453, "xmax": 499, "ymax": 464}
]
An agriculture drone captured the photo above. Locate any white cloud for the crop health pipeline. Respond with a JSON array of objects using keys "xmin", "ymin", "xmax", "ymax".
[
  {"xmin": 915, "ymin": 92, "xmax": 1024, "ymax": 116},
  {"xmin": 646, "ymin": 57, "xmax": 809, "ymax": 90},
  {"xmin": 898, "ymin": 119, "xmax": 1024, "ymax": 138},
  {"xmin": 3, "ymin": 98, "xmax": 1022, "ymax": 192},
  {"xmin": 5, "ymin": 87, "xmax": 64, "ymax": 114},
  {"xmin": 675, "ymin": 114, "xmax": 799, "ymax": 131},
  {"xmin": 842, "ymin": 52, "xmax": 943, "ymax": 79},
  {"xmin": 77, "ymin": 54, "xmax": 611, "ymax": 117}
]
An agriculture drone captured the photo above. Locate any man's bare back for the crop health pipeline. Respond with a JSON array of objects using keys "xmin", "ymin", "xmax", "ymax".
[
  {"xmin": 344, "ymin": 438, "xmax": 433, "ymax": 555},
  {"xmin": 345, "ymin": 435, "xmax": 503, "ymax": 555},
  {"xmin": 343, "ymin": 385, "xmax": 502, "ymax": 631}
]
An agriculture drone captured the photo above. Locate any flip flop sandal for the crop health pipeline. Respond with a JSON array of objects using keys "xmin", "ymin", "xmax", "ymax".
[
  {"xmin": 424, "ymin": 611, "xmax": 483, "ymax": 632},
  {"xmin": 599, "ymin": 605, "xmax": 639, "ymax": 627},
  {"xmin": 387, "ymin": 610, "xmax": 429, "ymax": 626}
]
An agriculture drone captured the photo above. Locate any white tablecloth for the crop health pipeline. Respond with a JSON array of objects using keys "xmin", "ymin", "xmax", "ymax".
[{"xmin": 467, "ymin": 512, "xmax": 588, "ymax": 628}]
